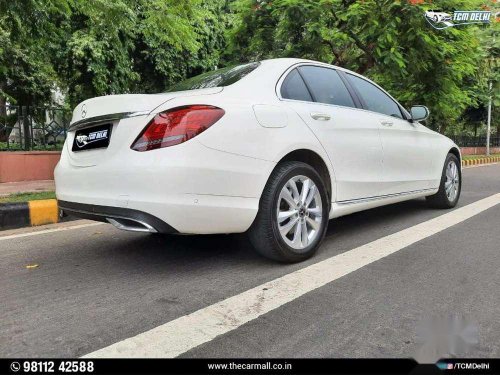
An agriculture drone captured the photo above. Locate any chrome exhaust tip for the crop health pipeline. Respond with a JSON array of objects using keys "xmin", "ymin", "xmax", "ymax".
[{"xmin": 106, "ymin": 217, "xmax": 157, "ymax": 233}]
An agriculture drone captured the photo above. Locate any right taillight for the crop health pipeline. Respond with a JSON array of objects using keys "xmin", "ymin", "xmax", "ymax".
[{"xmin": 131, "ymin": 105, "xmax": 224, "ymax": 152}]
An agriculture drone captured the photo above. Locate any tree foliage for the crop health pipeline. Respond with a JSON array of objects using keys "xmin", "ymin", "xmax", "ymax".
[
  {"xmin": 0, "ymin": 0, "xmax": 69, "ymax": 105},
  {"xmin": 228, "ymin": 0, "xmax": 497, "ymax": 134},
  {"xmin": 1, "ymin": 0, "xmax": 228, "ymax": 108},
  {"xmin": 57, "ymin": 0, "xmax": 228, "ymax": 107},
  {"xmin": 0, "ymin": 0, "xmax": 497, "ymax": 136}
]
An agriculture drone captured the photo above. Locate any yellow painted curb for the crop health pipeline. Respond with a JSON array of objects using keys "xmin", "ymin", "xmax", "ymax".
[
  {"xmin": 462, "ymin": 156, "xmax": 500, "ymax": 167},
  {"xmin": 28, "ymin": 199, "xmax": 59, "ymax": 226}
]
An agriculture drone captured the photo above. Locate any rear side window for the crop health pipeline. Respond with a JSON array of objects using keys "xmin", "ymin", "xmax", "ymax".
[
  {"xmin": 347, "ymin": 74, "xmax": 403, "ymax": 118},
  {"xmin": 298, "ymin": 66, "xmax": 355, "ymax": 108},
  {"xmin": 280, "ymin": 69, "xmax": 313, "ymax": 102},
  {"xmin": 166, "ymin": 62, "xmax": 260, "ymax": 92}
]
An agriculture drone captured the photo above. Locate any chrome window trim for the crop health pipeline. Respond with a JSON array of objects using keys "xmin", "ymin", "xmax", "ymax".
[
  {"xmin": 69, "ymin": 111, "xmax": 150, "ymax": 131},
  {"xmin": 275, "ymin": 62, "xmax": 412, "ymax": 122},
  {"xmin": 343, "ymin": 72, "xmax": 405, "ymax": 120},
  {"xmin": 279, "ymin": 64, "xmax": 358, "ymax": 109}
]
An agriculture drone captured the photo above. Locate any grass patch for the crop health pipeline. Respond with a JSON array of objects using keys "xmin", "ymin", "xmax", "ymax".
[
  {"xmin": 462, "ymin": 153, "xmax": 500, "ymax": 160},
  {"xmin": 0, "ymin": 191, "xmax": 56, "ymax": 203}
]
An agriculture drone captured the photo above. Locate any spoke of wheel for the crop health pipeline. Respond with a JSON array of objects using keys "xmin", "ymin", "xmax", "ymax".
[
  {"xmin": 280, "ymin": 216, "xmax": 298, "ymax": 236},
  {"xmin": 306, "ymin": 216, "xmax": 320, "ymax": 231},
  {"xmin": 300, "ymin": 178, "xmax": 311, "ymax": 204},
  {"xmin": 446, "ymin": 165, "xmax": 452, "ymax": 179},
  {"xmin": 288, "ymin": 180, "xmax": 300, "ymax": 203},
  {"xmin": 278, "ymin": 210, "xmax": 297, "ymax": 223},
  {"xmin": 301, "ymin": 221, "xmax": 308, "ymax": 247},
  {"xmin": 305, "ymin": 184, "xmax": 317, "ymax": 208},
  {"xmin": 445, "ymin": 180, "xmax": 452, "ymax": 189},
  {"xmin": 444, "ymin": 180, "xmax": 453, "ymax": 193},
  {"xmin": 281, "ymin": 187, "xmax": 298, "ymax": 209},
  {"xmin": 308, "ymin": 207, "xmax": 322, "ymax": 218},
  {"xmin": 292, "ymin": 220, "xmax": 302, "ymax": 246}
]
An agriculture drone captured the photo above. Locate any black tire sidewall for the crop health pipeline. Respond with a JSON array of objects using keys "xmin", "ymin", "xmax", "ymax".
[
  {"xmin": 268, "ymin": 163, "xmax": 329, "ymax": 261},
  {"xmin": 441, "ymin": 154, "xmax": 462, "ymax": 207}
]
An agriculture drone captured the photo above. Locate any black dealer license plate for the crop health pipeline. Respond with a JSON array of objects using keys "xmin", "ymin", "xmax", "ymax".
[{"xmin": 72, "ymin": 124, "xmax": 112, "ymax": 152}]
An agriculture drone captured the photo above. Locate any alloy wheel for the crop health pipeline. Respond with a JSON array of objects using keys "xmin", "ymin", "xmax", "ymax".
[
  {"xmin": 276, "ymin": 175, "xmax": 323, "ymax": 251},
  {"xmin": 445, "ymin": 160, "xmax": 459, "ymax": 202}
]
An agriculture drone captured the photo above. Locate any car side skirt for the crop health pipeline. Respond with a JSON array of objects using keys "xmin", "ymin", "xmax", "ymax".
[{"xmin": 329, "ymin": 188, "xmax": 438, "ymax": 219}]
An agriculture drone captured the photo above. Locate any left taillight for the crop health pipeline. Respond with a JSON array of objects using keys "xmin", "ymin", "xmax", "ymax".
[{"xmin": 131, "ymin": 105, "xmax": 225, "ymax": 152}]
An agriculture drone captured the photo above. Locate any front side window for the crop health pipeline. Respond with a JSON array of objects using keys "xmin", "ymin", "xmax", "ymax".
[
  {"xmin": 347, "ymin": 74, "xmax": 403, "ymax": 118},
  {"xmin": 280, "ymin": 69, "xmax": 313, "ymax": 102},
  {"xmin": 298, "ymin": 66, "xmax": 355, "ymax": 108},
  {"xmin": 166, "ymin": 62, "xmax": 260, "ymax": 92}
]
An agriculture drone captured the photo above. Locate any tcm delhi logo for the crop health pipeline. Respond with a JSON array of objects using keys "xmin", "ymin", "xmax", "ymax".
[
  {"xmin": 425, "ymin": 9, "xmax": 493, "ymax": 29},
  {"xmin": 453, "ymin": 11, "xmax": 492, "ymax": 22},
  {"xmin": 75, "ymin": 129, "xmax": 109, "ymax": 148}
]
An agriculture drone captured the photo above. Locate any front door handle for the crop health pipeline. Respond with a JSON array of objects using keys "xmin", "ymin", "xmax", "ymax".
[
  {"xmin": 380, "ymin": 120, "xmax": 393, "ymax": 127},
  {"xmin": 310, "ymin": 112, "xmax": 331, "ymax": 121}
]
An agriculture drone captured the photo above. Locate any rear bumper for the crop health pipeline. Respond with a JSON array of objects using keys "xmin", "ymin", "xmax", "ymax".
[
  {"xmin": 59, "ymin": 200, "xmax": 177, "ymax": 234},
  {"xmin": 55, "ymin": 139, "xmax": 275, "ymax": 234}
]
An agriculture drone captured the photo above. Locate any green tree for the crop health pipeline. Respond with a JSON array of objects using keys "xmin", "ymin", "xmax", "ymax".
[
  {"xmin": 55, "ymin": 0, "xmax": 229, "ymax": 107},
  {"xmin": 449, "ymin": 5, "xmax": 499, "ymax": 138},
  {"xmin": 54, "ymin": 0, "xmax": 139, "ymax": 107},
  {"xmin": 132, "ymin": 0, "xmax": 229, "ymax": 93},
  {"xmin": 0, "ymin": 0, "xmax": 228, "ymax": 109},
  {"xmin": 474, "ymin": 22, "xmax": 499, "ymax": 136},
  {"xmin": 0, "ymin": 0, "xmax": 71, "ymax": 143},
  {"xmin": 0, "ymin": 0, "xmax": 69, "ymax": 106},
  {"xmin": 227, "ymin": 0, "xmax": 491, "ymax": 134}
]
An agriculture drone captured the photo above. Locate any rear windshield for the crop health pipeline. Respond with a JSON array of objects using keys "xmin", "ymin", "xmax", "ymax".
[{"xmin": 166, "ymin": 62, "xmax": 260, "ymax": 92}]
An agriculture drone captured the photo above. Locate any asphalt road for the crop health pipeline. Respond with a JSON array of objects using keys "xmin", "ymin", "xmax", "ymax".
[{"xmin": 1, "ymin": 164, "xmax": 499, "ymax": 360}]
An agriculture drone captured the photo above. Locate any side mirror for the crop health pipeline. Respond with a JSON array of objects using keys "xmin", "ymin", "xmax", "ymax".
[{"xmin": 410, "ymin": 105, "xmax": 429, "ymax": 122}]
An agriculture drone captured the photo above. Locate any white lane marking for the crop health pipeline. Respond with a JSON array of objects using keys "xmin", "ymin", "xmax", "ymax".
[
  {"xmin": 0, "ymin": 222, "xmax": 104, "ymax": 241},
  {"xmin": 83, "ymin": 193, "xmax": 500, "ymax": 358}
]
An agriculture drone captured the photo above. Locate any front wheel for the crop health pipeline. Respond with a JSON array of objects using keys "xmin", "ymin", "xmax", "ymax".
[
  {"xmin": 426, "ymin": 153, "xmax": 461, "ymax": 208},
  {"xmin": 248, "ymin": 161, "xmax": 329, "ymax": 262}
]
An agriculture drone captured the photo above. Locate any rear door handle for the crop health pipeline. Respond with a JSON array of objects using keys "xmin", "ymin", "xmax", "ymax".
[
  {"xmin": 310, "ymin": 112, "xmax": 331, "ymax": 121},
  {"xmin": 380, "ymin": 120, "xmax": 393, "ymax": 127}
]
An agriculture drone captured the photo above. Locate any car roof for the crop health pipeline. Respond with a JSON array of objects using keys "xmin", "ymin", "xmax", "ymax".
[{"xmin": 258, "ymin": 58, "xmax": 366, "ymax": 81}]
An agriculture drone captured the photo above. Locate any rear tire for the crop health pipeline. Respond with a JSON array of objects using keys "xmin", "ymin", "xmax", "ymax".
[
  {"xmin": 426, "ymin": 153, "xmax": 461, "ymax": 208},
  {"xmin": 248, "ymin": 161, "xmax": 329, "ymax": 262}
]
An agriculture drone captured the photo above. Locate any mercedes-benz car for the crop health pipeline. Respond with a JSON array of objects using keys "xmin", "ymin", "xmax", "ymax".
[
  {"xmin": 55, "ymin": 58, "xmax": 462, "ymax": 262},
  {"xmin": 425, "ymin": 10, "xmax": 452, "ymax": 23}
]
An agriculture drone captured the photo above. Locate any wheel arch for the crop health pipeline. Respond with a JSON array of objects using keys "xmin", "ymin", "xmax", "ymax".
[
  {"xmin": 277, "ymin": 149, "xmax": 333, "ymax": 204},
  {"xmin": 449, "ymin": 146, "xmax": 461, "ymax": 165}
]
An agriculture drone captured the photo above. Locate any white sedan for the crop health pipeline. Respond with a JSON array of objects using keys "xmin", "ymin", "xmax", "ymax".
[
  {"xmin": 55, "ymin": 58, "xmax": 461, "ymax": 262},
  {"xmin": 425, "ymin": 10, "xmax": 452, "ymax": 23}
]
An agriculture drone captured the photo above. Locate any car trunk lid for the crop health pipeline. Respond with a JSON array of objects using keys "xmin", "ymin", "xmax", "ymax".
[{"xmin": 66, "ymin": 88, "xmax": 223, "ymax": 167}]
